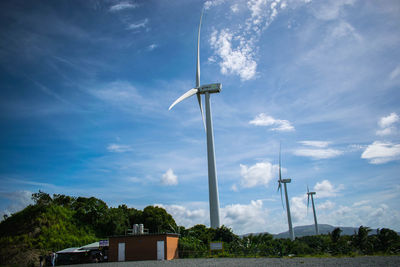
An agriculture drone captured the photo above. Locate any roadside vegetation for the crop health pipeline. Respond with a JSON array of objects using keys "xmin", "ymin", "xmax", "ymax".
[{"xmin": 1, "ymin": 191, "xmax": 399, "ymax": 266}]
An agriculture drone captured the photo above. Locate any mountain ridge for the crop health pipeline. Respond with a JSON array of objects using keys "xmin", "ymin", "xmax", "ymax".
[{"xmin": 242, "ymin": 224, "xmax": 396, "ymax": 238}]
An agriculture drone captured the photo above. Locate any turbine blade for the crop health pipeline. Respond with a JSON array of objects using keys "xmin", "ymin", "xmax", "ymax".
[
  {"xmin": 307, "ymin": 185, "xmax": 309, "ymax": 193},
  {"xmin": 197, "ymin": 93, "xmax": 206, "ymax": 131},
  {"xmin": 169, "ymin": 88, "xmax": 198, "ymax": 110},
  {"xmin": 307, "ymin": 194, "xmax": 310, "ymax": 214},
  {"xmin": 196, "ymin": 9, "xmax": 204, "ymax": 88},
  {"xmin": 279, "ymin": 143, "xmax": 282, "ymax": 181}
]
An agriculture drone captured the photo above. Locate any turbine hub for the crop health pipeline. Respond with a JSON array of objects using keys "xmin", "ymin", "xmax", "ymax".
[{"xmin": 198, "ymin": 83, "xmax": 222, "ymax": 94}]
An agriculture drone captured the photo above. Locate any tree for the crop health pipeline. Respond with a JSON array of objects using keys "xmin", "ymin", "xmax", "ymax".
[
  {"xmin": 355, "ymin": 225, "xmax": 372, "ymax": 254},
  {"xmin": 53, "ymin": 194, "xmax": 75, "ymax": 207},
  {"xmin": 214, "ymin": 225, "xmax": 238, "ymax": 243},
  {"xmin": 331, "ymin": 227, "xmax": 342, "ymax": 243},
  {"xmin": 377, "ymin": 228, "xmax": 400, "ymax": 253},
  {"xmin": 142, "ymin": 206, "xmax": 177, "ymax": 233},
  {"xmin": 32, "ymin": 191, "xmax": 52, "ymax": 206}
]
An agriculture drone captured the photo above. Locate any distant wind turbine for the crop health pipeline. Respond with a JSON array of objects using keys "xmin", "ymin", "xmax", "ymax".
[
  {"xmin": 169, "ymin": 9, "xmax": 221, "ymax": 229},
  {"xmin": 307, "ymin": 186, "xmax": 319, "ymax": 235},
  {"xmin": 277, "ymin": 145, "xmax": 295, "ymax": 240}
]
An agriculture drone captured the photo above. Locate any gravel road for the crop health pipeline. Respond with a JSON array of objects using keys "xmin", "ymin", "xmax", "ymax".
[{"xmin": 63, "ymin": 256, "xmax": 400, "ymax": 267}]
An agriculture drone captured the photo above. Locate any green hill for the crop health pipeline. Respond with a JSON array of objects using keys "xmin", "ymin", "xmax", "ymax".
[{"xmin": 0, "ymin": 191, "xmax": 177, "ymax": 266}]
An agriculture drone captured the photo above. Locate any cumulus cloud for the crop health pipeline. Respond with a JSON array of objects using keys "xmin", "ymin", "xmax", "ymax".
[
  {"xmin": 313, "ymin": 180, "xmax": 343, "ymax": 198},
  {"xmin": 107, "ymin": 143, "xmax": 132, "ymax": 153},
  {"xmin": 239, "ymin": 161, "xmax": 278, "ymax": 188},
  {"xmin": 376, "ymin": 112, "xmax": 399, "ymax": 136},
  {"xmin": 155, "ymin": 203, "xmax": 208, "ymax": 227},
  {"xmin": 379, "ymin": 112, "xmax": 399, "ymax": 128},
  {"xmin": 321, "ymin": 203, "xmax": 400, "ymax": 230},
  {"xmin": 222, "ymin": 200, "xmax": 269, "ymax": 234},
  {"xmin": 161, "ymin": 168, "xmax": 178, "ymax": 186},
  {"xmin": 0, "ymin": 190, "xmax": 33, "ymax": 218},
  {"xmin": 249, "ymin": 113, "xmax": 295, "ymax": 131},
  {"xmin": 294, "ymin": 141, "xmax": 342, "ymax": 159},
  {"xmin": 109, "ymin": 1, "xmax": 138, "ymax": 12},
  {"xmin": 318, "ymin": 200, "xmax": 335, "ymax": 210},
  {"xmin": 361, "ymin": 141, "xmax": 400, "ymax": 164},
  {"xmin": 290, "ymin": 195, "xmax": 307, "ymax": 222},
  {"xmin": 209, "ymin": 29, "xmax": 257, "ymax": 80},
  {"xmin": 159, "ymin": 200, "xmax": 275, "ymax": 234}
]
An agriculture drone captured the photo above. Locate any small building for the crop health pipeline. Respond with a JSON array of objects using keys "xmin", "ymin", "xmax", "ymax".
[{"xmin": 108, "ymin": 233, "xmax": 179, "ymax": 262}]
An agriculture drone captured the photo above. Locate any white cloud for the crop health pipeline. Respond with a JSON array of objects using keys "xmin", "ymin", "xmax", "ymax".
[
  {"xmin": 209, "ymin": 29, "xmax": 257, "ymax": 80},
  {"xmin": 231, "ymin": 4, "xmax": 239, "ymax": 13},
  {"xmin": 294, "ymin": 148, "xmax": 342, "ymax": 159},
  {"xmin": 155, "ymin": 203, "xmax": 208, "ymax": 227},
  {"xmin": 247, "ymin": 0, "xmax": 268, "ymax": 27},
  {"xmin": 299, "ymin": 141, "xmax": 331, "ymax": 148},
  {"xmin": 313, "ymin": 180, "xmax": 343, "ymax": 198},
  {"xmin": 161, "ymin": 168, "xmax": 178, "ymax": 186},
  {"xmin": 222, "ymin": 200, "xmax": 269, "ymax": 234},
  {"xmin": 231, "ymin": 184, "xmax": 238, "ymax": 192},
  {"xmin": 376, "ymin": 112, "xmax": 398, "ymax": 136},
  {"xmin": 361, "ymin": 141, "xmax": 400, "ymax": 164},
  {"xmin": 90, "ymin": 81, "xmax": 143, "ymax": 105},
  {"xmin": 353, "ymin": 200, "xmax": 370, "ymax": 207},
  {"xmin": 109, "ymin": 1, "xmax": 138, "ymax": 12},
  {"xmin": 0, "ymin": 190, "xmax": 33, "ymax": 219},
  {"xmin": 239, "ymin": 161, "xmax": 278, "ymax": 188},
  {"xmin": 159, "ymin": 200, "xmax": 275, "ymax": 234},
  {"xmin": 321, "ymin": 203, "xmax": 400, "ymax": 230},
  {"xmin": 128, "ymin": 18, "xmax": 149, "ymax": 30},
  {"xmin": 208, "ymin": 0, "xmax": 310, "ymax": 80},
  {"xmin": 376, "ymin": 127, "xmax": 396, "ymax": 136},
  {"xmin": 107, "ymin": 143, "xmax": 132, "ymax": 153},
  {"xmin": 290, "ymin": 195, "xmax": 307, "ymax": 222},
  {"xmin": 147, "ymin": 44, "xmax": 158, "ymax": 51},
  {"xmin": 249, "ymin": 113, "xmax": 295, "ymax": 132},
  {"xmin": 379, "ymin": 112, "xmax": 399, "ymax": 128},
  {"xmin": 204, "ymin": 0, "xmax": 226, "ymax": 10},
  {"xmin": 389, "ymin": 66, "xmax": 400, "ymax": 80},
  {"xmin": 312, "ymin": 0, "xmax": 356, "ymax": 21},
  {"xmin": 318, "ymin": 200, "xmax": 335, "ymax": 210}
]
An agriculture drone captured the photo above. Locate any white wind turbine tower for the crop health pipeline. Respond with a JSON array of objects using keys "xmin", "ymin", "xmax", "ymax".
[
  {"xmin": 277, "ymin": 146, "xmax": 295, "ymax": 240},
  {"xmin": 169, "ymin": 9, "xmax": 221, "ymax": 229},
  {"xmin": 307, "ymin": 186, "xmax": 319, "ymax": 235}
]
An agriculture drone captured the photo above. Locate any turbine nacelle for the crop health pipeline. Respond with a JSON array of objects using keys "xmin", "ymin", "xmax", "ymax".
[
  {"xmin": 198, "ymin": 83, "xmax": 222, "ymax": 94},
  {"xmin": 280, "ymin": 178, "xmax": 291, "ymax": 183},
  {"xmin": 307, "ymin": 191, "xmax": 316, "ymax": 195}
]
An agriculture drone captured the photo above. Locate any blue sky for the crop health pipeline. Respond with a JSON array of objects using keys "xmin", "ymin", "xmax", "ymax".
[{"xmin": 1, "ymin": 0, "xmax": 400, "ymax": 235}]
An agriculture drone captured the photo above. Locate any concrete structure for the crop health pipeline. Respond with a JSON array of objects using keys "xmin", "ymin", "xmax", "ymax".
[{"xmin": 108, "ymin": 234, "xmax": 179, "ymax": 262}]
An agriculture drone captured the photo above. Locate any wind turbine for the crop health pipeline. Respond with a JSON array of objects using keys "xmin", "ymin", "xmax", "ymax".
[
  {"xmin": 307, "ymin": 186, "xmax": 319, "ymax": 235},
  {"xmin": 277, "ymin": 146, "xmax": 295, "ymax": 240},
  {"xmin": 169, "ymin": 9, "xmax": 221, "ymax": 229}
]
